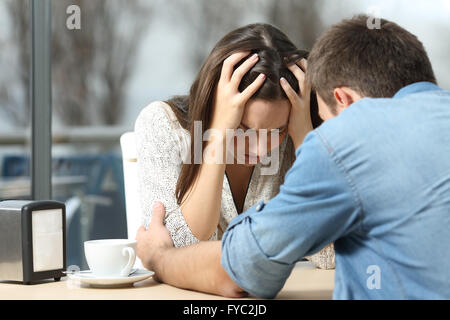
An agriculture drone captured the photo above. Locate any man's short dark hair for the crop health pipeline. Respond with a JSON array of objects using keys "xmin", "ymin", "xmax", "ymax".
[{"xmin": 307, "ymin": 14, "xmax": 437, "ymax": 109}]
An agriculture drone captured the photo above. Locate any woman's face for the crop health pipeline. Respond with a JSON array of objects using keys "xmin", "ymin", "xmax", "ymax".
[{"xmin": 232, "ymin": 98, "xmax": 290, "ymax": 166}]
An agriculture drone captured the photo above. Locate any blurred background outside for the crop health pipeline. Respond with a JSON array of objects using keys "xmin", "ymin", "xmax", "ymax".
[{"xmin": 0, "ymin": 0, "xmax": 449, "ymax": 268}]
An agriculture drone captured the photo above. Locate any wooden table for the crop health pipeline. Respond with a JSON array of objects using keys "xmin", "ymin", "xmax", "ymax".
[{"xmin": 0, "ymin": 262, "xmax": 334, "ymax": 300}]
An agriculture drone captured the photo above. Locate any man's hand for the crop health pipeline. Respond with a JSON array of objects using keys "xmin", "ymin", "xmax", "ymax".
[
  {"xmin": 136, "ymin": 202, "xmax": 173, "ymax": 281},
  {"xmin": 136, "ymin": 201, "xmax": 246, "ymax": 298},
  {"xmin": 280, "ymin": 58, "xmax": 314, "ymax": 150}
]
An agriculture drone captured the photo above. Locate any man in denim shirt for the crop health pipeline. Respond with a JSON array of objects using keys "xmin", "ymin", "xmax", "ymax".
[{"xmin": 136, "ymin": 15, "xmax": 450, "ymax": 299}]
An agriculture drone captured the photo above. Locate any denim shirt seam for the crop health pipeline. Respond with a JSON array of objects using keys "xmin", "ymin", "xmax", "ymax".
[{"xmin": 314, "ymin": 130, "xmax": 366, "ymax": 234}]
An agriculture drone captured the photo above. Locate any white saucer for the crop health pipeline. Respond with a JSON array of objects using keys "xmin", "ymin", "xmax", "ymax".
[{"xmin": 67, "ymin": 269, "xmax": 154, "ymax": 288}]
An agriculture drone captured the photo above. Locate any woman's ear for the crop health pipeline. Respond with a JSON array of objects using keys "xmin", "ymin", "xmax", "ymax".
[{"xmin": 333, "ymin": 87, "xmax": 363, "ymax": 113}]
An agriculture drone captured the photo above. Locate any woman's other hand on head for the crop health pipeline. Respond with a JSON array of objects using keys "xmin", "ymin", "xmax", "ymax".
[
  {"xmin": 210, "ymin": 51, "xmax": 266, "ymax": 131},
  {"xmin": 281, "ymin": 58, "xmax": 313, "ymax": 150}
]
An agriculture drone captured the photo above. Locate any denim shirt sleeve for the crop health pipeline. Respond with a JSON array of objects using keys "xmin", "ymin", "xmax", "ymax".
[{"xmin": 220, "ymin": 131, "xmax": 363, "ymax": 299}]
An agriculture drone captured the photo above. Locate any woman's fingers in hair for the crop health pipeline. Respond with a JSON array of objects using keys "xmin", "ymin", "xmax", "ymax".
[
  {"xmin": 287, "ymin": 61, "xmax": 310, "ymax": 97},
  {"xmin": 297, "ymin": 59, "xmax": 311, "ymax": 94},
  {"xmin": 280, "ymin": 77, "xmax": 299, "ymax": 106},
  {"xmin": 220, "ymin": 51, "xmax": 251, "ymax": 82},
  {"xmin": 230, "ymin": 53, "xmax": 259, "ymax": 88},
  {"xmin": 297, "ymin": 58, "xmax": 308, "ymax": 72},
  {"xmin": 240, "ymin": 73, "xmax": 266, "ymax": 101}
]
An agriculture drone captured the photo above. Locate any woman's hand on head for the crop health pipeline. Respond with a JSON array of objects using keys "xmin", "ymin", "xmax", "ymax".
[
  {"xmin": 210, "ymin": 51, "xmax": 266, "ymax": 131},
  {"xmin": 281, "ymin": 58, "xmax": 314, "ymax": 150}
]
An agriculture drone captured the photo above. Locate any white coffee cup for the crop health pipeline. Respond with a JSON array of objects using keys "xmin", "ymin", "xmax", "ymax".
[{"xmin": 84, "ymin": 239, "xmax": 137, "ymax": 277}]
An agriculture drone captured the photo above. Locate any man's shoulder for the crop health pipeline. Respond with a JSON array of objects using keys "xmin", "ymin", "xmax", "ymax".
[
  {"xmin": 319, "ymin": 84, "xmax": 450, "ymax": 136},
  {"xmin": 311, "ymin": 96, "xmax": 402, "ymax": 166},
  {"xmin": 314, "ymin": 85, "xmax": 450, "ymax": 168},
  {"xmin": 314, "ymin": 93, "xmax": 416, "ymax": 145}
]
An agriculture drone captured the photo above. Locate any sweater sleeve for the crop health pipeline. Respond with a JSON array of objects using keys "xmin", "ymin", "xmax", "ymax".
[{"xmin": 134, "ymin": 101, "xmax": 217, "ymax": 248}]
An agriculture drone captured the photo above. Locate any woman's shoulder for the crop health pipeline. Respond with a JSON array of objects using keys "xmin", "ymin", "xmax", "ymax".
[
  {"xmin": 134, "ymin": 101, "xmax": 190, "ymax": 157},
  {"xmin": 135, "ymin": 100, "xmax": 182, "ymax": 133}
]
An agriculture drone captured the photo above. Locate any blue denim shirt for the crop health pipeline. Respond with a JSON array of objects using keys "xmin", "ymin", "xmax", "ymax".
[{"xmin": 221, "ymin": 82, "xmax": 450, "ymax": 299}]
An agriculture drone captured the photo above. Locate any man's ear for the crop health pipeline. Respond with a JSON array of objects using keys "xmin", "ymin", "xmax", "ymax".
[{"xmin": 333, "ymin": 87, "xmax": 363, "ymax": 112}]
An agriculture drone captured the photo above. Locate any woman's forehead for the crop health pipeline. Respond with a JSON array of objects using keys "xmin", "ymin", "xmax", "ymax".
[{"xmin": 242, "ymin": 99, "xmax": 290, "ymax": 130}]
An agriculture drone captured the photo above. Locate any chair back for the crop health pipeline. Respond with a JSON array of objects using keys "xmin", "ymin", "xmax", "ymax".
[{"xmin": 120, "ymin": 132, "xmax": 144, "ymax": 269}]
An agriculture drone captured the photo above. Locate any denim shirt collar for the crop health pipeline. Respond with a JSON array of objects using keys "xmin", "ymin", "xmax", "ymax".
[{"xmin": 394, "ymin": 81, "xmax": 440, "ymax": 99}]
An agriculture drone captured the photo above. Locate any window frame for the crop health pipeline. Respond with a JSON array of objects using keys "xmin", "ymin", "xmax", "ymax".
[{"xmin": 30, "ymin": 0, "xmax": 52, "ymax": 200}]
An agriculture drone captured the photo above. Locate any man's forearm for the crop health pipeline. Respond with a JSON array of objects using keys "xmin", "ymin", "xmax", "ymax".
[{"xmin": 152, "ymin": 240, "xmax": 246, "ymax": 298}]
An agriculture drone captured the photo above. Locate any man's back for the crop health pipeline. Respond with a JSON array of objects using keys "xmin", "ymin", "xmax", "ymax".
[{"xmin": 317, "ymin": 82, "xmax": 450, "ymax": 299}]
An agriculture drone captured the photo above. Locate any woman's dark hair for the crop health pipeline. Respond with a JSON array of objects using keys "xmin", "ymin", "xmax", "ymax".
[{"xmin": 166, "ymin": 23, "xmax": 322, "ymax": 205}]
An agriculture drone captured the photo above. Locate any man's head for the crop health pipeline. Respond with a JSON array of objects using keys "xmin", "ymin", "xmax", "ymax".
[{"xmin": 307, "ymin": 14, "xmax": 437, "ymax": 121}]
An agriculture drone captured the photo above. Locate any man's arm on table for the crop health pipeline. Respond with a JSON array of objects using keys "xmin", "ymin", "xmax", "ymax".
[
  {"xmin": 137, "ymin": 131, "xmax": 363, "ymax": 298},
  {"xmin": 137, "ymin": 205, "xmax": 246, "ymax": 298}
]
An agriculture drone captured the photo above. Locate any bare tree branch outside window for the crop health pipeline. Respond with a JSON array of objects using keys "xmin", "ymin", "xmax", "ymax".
[
  {"xmin": 0, "ymin": 0, "xmax": 322, "ymax": 128},
  {"xmin": 0, "ymin": 0, "xmax": 30, "ymax": 127},
  {"xmin": 171, "ymin": 0, "xmax": 323, "ymax": 73},
  {"xmin": 0, "ymin": 0, "xmax": 152, "ymax": 127},
  {"xmin": 264, "ymin": 0, "xmax": 323, "ymax": 50}
]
